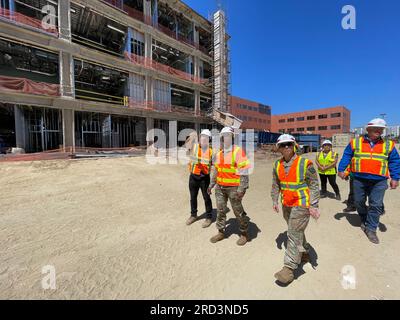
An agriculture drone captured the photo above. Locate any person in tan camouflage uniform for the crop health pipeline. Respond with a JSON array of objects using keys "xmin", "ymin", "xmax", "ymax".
[
  {"xmin": 208, "ymin": 127, "xmax": 251, "ymax": 246},
  {"xmin": 271, "ymin": 134, "xmax": 320, "ymax": 285}
]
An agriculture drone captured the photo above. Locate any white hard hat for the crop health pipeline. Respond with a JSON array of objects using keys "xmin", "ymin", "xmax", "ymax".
[
  {"xmin": 322, "ymin": 140, "xmax": 332, "ymax": 146},
  {"xmin": 200, "ymin": 129, "xmax": 211, "ymax": 138},
  {"xmin": 220, "ymin": 126, "xmax": 234, "ymax": 135},
  {"xmin": 367, "ymin": 118, "xmax": 387, "ymax": 128},
  {"xmin": 276, "ymin": 134, "xmax": 296, "ymax": 146}
]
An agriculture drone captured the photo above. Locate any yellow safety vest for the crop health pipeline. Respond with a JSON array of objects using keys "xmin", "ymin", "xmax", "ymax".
[{"xmin": 317, "ymin": 151, "xmax": 337, "ymax": 175}]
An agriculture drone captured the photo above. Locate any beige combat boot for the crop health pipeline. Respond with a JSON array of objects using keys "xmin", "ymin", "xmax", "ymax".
[
  {"xmin": 210, "ymin": 230, "xmax": 225, "ymax": 243},
  {"xmin": 236, "ymin": 232, "xmax": 249, "ymax": 246},
  {"xmin": 274, "ymin": 266, "xmax": 295, "ymax": 285},
  {"xmin": 202, "ymin": 218, "xmax": 212, "ymax": 228},
  {"xmin": 186, "ymin": 216, "xmax": 197, "ymax": 226}
]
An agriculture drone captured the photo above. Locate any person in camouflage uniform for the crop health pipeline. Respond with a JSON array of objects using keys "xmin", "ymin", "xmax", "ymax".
[
  {"xmin": 271, "ymin": 134, "xmax": 320, "ymax": 285},
  {"xmin": 208, "ymin": 127, "xmax": 251, "ymax": 246}
]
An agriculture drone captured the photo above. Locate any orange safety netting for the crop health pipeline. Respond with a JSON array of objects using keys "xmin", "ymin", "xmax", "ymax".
[
  {"xmin": 147, "ymin": 101, "xmax": 172, "ymax": 112},
  {"xmin": 0, "ymin": 7, "xmax": 58, "ymax": 35},
  {"xmin": 123, "ymin": 4, "xmax": 144, "ymax": 22},
  {"xmin": 124, "ymin": 52, "xmax": 207, "ymax": 85},
  {"xmin": 0, "ymin": 75, "xmax": 60, "ymax": 96}
]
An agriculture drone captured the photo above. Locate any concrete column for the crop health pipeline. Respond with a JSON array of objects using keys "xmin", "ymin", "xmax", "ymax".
[
  {"xmin": 195, "ymin": 89, "xmax": 200, "ymax": 116},
  {"xmin": 193, "ymin": 23, "xmax": 199, "ymax": 47},
  {"xmin": 62, "ymin": 109, "xmax": 75, "ymax": 150},
  {"xmin": 194, "ymin": 56, "xmax": 199, "ymax": 79},
  {"xmin": 195, "ymin": 122, "xmax": 200, "ymax": 135},
  {"xmin": 146, "ymin": 117, "xmax": 154, "ymax": 146},
  {"xmin": 143, "ymin": 0, "xmax": 152, "ymax": 21},
  {"xmin": 14, "ymin": 105, "xmax": 26, "ymax": 151},
  {"xmin": 145, "ymin": 75, "xmax": 153, "ymax": 103},
  {"xmin": 59, "ymin": 51, "xmax": 74, "ymax": 97},
  {"xmin": 58, "ymin": 0, "xmax": 71, "ymax": 41},
  {"xmin": 145, "ymin": 33, "xmax": 152, "ymax": 59}
]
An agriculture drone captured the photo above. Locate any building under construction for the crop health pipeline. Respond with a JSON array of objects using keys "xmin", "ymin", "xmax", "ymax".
[{"xmin": 0, "ymin": 0, "xmax": 236, "ymax": 153}]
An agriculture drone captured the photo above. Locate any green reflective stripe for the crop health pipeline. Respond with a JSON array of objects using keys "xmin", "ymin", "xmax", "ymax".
[
  {"xmin": 384, "ymin": 140, "xmax": 390, "ymax": 157},
  {"xmin": 218, "ymin": 168, "xmax": 237, "ymax": 173},
  {"xmin": 232, "ymin": 146, "xmax": 240, "ymax": 166},
  {"xmin": 354, "ymin": 137, "xmax": 361, "ymax": 152},
  {"xmin": 217, "ymin": 177, "xmax": 240, "ymax": 183},
  {"xmin": 381, "ymin": 161, "xmax": 387, "ymax": 176},
  {"xmin": 238, "ymin": 159, "xmax": 250, "ymax": 167},
  {"xmin": 280, "ymin": 184, "xmax": 308, "ymax": 190},
  {"xmin": 354, "ymin": 153, "xmax": 388, "ymax": 160},
  {"xmin": 299, "ymin": 189, "xmax": 307, "ymax": 206},
  {"xmin": 190, "ymin": 144, "xmax": 198, "ymax": 172},
  {"xmin": 298, "ymin": 157, "xmax": 306, "ymax": 182}
]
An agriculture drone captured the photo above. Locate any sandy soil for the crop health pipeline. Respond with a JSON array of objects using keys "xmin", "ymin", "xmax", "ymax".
[{"xmin": 1, "ymin": 151, "xmax": 400, "ymax": 300}]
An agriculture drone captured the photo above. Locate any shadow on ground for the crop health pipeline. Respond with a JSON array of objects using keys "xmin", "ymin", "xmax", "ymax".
[{"xmin": 334, "ymin": 212, "xmax": 387, "ymax": 232}]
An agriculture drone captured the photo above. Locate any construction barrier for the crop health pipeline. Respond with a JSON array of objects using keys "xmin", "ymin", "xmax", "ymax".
[
  {"xmin": 0, "ymin": 146, "xmax": 145, "ymax": 162},
  {"xmin": 0, "ymin": 75, "xmax": 60, "ymax": 96},
  {"xmin": 0, "ymin": 7, "xmax": 58, "ymax": 36}
]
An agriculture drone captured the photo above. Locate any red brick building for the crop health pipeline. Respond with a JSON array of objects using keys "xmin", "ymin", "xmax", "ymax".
[
  {"xmin": 271, "ymin": 106, "xmax": 351, "ymax": 138},
  {"xmin": 229, "ymin": 96, "xmax": 272, "ymax": 131}
]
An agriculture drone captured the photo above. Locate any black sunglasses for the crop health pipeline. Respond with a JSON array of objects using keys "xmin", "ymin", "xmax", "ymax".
[{"xmin": 279, "ymin": 142, "xmax": 294, "ymax": 148}]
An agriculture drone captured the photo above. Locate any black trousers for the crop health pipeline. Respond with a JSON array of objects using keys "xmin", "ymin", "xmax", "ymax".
[
  {"xmin": 347, "ymin": 176, "xmax": 355, "ymax": 206},
  {"xmin": 319, "ymin": 174, "xmax": 340, "ymax": 195},
  {"xmin": 189, "ymin": 173, "xmax": 212, "ymax": 217}
]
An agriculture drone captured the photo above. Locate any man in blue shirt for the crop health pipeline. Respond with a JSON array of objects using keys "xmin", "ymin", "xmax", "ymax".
[{"xmin": 338, "ymin": 118, "xmax": 400, "ymax": 244}]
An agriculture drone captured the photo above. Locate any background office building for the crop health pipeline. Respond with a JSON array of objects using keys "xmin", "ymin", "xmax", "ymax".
[
  {"xmin": 229, "ymin": 96, "xmax": 271, "ymax": 131},
  {"xmin": 271, "ymin": 106, "xmax": 351, "ymax": 139}
]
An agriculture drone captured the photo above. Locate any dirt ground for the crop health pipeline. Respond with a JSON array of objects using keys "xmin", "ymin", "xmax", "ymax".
[{"xmin": 1, "ymin": 150, "xmax": 400, "ymax": 300}]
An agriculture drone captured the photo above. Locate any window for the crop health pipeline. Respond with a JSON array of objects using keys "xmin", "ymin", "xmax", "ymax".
[
  {"xmin": 288, "ymin": 118, "xmax": 295, "ymax": 122},
  {"xmin": 279, "ymin": 119, "xmax": 286, "ymax": 123},
  {"xmin": 318, "ymin": 126, "xmax": 328, "ymax": 130},
  {"xmin": 307, "ymin": 116, "xmax": 315, "ymax": 120},
  {"xmin": 297, "ymin": 128, "xmax": 305, "ymax": 132},
  {"xmin": 318, "ymin": 114, "xmax": 328, "ymax": 119},
  {"xmin": 258, "ymin": 104, "xmax": 271, "ymax": 115},
  {"xmin": 307, "ymin": 127, "xmax": 315, "ymax": 131},
  {"xmin": 331, "ymin": 113, "xmax": 341, "ymax": 118},
  {"xmin": 297, "ymin": 117, "xmax": 305, "ymax": 121},
  {"xmin": 287, "ymin": 128, "xmax": 295, "ymax": 133},
  {"xmin": 331, "ymin": 125, "xmax": 341, "ymax": 130}
]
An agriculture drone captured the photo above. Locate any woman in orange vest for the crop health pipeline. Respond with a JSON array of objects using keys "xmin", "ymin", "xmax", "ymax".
[
  {"xmin": 186, "ymin": 129, "xmax": 214, "ymax": 228},
  {"xmin": 271, "ymin": 134, "xmax": 320, "ymax": 285},
  {"xmin": 338, "ymin": 118, "xmax": 400, "ymax": 244}
]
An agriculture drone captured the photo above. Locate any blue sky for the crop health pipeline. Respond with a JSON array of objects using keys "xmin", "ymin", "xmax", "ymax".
[{"xmin": 183, "ymin": 0, "xmax": 400, "ymax": 128}]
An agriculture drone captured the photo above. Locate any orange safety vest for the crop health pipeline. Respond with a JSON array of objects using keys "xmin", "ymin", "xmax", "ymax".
[
  {"xmin": 274, "ymin": 156, "xmax": 311, "ymax": 208},
  {"xmin": 350, "ymin": 137, "xmax": 394, "ymax": 178},
  {"xmin": 189, "ymin": 143, "xmax": 212, "ymax": 175},
  {"xmin": 215, "ymin": 145, "xmax": 250, "ymax": 187}
]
